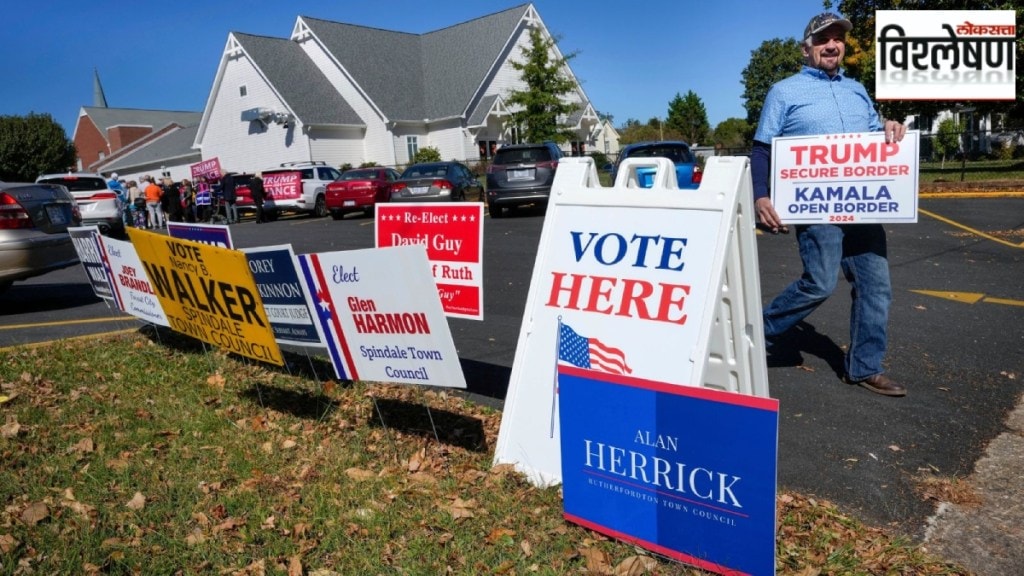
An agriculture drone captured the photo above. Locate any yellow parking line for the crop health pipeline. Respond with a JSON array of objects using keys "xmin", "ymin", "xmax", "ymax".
[
  {"xmin": 919, "ymin": 208, "xmax": 1024, "ymax": 249},
  {"xmin": 0, "ymin": 327, "xmax": 139, "ymax": 353},
  {"xmin": 0, "ymin": 316, "xmax": 139, "ymax": 330}
]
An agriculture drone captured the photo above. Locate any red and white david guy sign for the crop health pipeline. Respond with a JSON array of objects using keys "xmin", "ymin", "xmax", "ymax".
[{"xmin": 375, "ymin": 203, "xmax": 484, "ymax": 320}]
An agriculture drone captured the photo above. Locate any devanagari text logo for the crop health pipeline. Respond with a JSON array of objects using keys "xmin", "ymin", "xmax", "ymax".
[{"xmin": 875, "ymin": 10, "xmax": 1016, "ymax": 100}]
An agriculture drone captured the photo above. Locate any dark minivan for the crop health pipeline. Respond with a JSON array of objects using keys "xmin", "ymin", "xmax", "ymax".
[{"xmin": 485, "ymin": 142, "xmax": 562, "ymax": 218}]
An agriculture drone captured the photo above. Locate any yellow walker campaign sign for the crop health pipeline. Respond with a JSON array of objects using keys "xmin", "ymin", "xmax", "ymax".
[{"xmin": 128, "ymin": 228, "xmax": 283, "ymax": 365}]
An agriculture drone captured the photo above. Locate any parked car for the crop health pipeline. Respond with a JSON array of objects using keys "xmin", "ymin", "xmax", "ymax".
[
  {"xmin": 0, "ymin": 180, "xmax": 82, "ymax": 294},
  {"xmin": 325, "ymin": 167, "xmax": 402, "ymax": 219},
  {"xmin": 485, "ymin": 142, "xmax": 562, "ymax": 218},
  {"xmin": 35, "ymin": 172, "xmax": 125, "ymax": 235},
  {"xmin": 610, "ymin": 141, "xmax": 702, "ymax": 189},
  {"xmin": 241, "ymin": 161, "xmax": 342, "ymax": 219},
  {"xmin": 390, "ymin": 162, "xmax": 482, "ymax": 203}
]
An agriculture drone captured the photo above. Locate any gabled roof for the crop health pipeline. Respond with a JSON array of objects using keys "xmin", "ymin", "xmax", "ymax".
[
  {"xmin": 467, "ymin": 94, "xmax": 508, "ymax": 127},
  {"xmin": 299, "ymin": 3, "xmax": 531, "ymax": 122},
  {"xmin": 231, "ymin": 33, "xmax": 362, "ymax": 126},
  {"xmin": 99, "ymin": 125, "xmax": 201, "ymax": 172},
  {"xmin": 81, "ymin": 107, "xmax": 202, "ymax": 134}
]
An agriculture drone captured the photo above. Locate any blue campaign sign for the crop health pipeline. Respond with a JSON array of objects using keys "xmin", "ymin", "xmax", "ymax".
[
  {"xmin": 166, "ymin": 222, "xmax": 233, "ymax": 249},
  {"xmin": 559, "ymin": 365, "xmax": 779, "ymax": 575},
  {"xmin": 242, "ymin": 245, "xmax": 323, "ymax": 347}
]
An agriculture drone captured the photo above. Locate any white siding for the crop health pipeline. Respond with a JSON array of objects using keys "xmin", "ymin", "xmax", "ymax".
[
  {"xmin": 298, "ymin": 36, "xmax": 395, "ymax": 165},
  {"xmin": 308, "ymin": 126, "xmax": 365, "ymax": 167},
  {"xmin": 427, "ymin": 120, "xmax": 469, "ymax": 161},
  {"xmin": 390, "ymin": 125, "xmax": 428, "ymax": 166},
  {"xmin": 203, "ymin": 56, "xmax": 310, "ymax": 173}
]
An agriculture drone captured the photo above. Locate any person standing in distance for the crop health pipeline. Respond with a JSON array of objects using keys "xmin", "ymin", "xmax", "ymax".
[
  {"xmin": 751, "ymin": 12, "xmax": 908, "ymax": 397},
  {"xmin": 250, "ymin": 172, "xmax": 266, "ymax": 223}
]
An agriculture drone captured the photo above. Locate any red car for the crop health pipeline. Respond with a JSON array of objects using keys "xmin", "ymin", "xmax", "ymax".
[{"xmin": 325, "ymin": 167, "xmax": 401, "ymax": 220}]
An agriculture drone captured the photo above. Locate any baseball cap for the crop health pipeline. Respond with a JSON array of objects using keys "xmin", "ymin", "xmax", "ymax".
[
  {"xmin": 111, "ymin": 172, "xmax": 118, "ymax": 178},
  {"xmin": 804, "ymin": 12, "xmax": 852, "ymax": 41}
]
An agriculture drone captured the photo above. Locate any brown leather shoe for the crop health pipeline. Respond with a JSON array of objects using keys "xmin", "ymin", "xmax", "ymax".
[{"xmin": 846, "ymin": 373, "xmax": 906, "ymax": 397}]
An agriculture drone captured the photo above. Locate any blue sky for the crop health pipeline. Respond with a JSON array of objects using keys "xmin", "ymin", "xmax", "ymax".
[{"xmin": 2, "ymin": 0, "xmax": 832, "ymax": 137}]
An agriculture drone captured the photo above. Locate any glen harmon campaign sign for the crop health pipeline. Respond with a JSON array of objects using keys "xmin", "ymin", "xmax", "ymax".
[
  {"xmin": 772, "ymin": 131, "xmax": 920, "ymax": 224},
  {"xmin": 295, "ymin": 245, "xmax": 466, "ymax": 388},
  {"xmin": 560, "ymin": 366, "xmax": 778, "ymax": 575},
  {"xmin": 99, "ymin": 236, "xmax": 169, "ymax": 327},
  {"xmin": 242, "ymin": 245, "xmax": 323, "ymax": 347},
  {"xmin": 875, "ymin": 10, "xmax": 1017, "ymax": 101},
  {"xmin": 128, "ymin": 228, "xmax": 283, "ymax": 365},
  {"xmin": 375, "ymin": 203, "xmax": 484, "ymax": 320},
  {"xmin": 68, "ymin": 226, "xmax": 115, "ymax": 301}
]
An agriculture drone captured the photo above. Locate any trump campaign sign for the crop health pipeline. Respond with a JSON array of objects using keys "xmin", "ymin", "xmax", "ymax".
[
  {"xmin": 264, "ymin": 171, "xmax": 302, "ymax": 201},
  {"xmin": 772, "ymin": 131, "xmax": 920, "ymax": 225},
  {"xmin": 376, "ymin": 203, "xmax": 484, "ymax": 320},
  {"xmin": 190, "ymin": 158, "xmax": 223, "ymax": 181}
]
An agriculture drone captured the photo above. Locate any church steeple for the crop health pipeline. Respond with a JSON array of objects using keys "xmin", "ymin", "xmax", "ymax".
[{"xmin": 93, "ymin": 68, "xmax": 108, "ymax": 108}]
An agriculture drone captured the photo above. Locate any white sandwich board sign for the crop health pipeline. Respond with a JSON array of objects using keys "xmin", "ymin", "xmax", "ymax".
[{"xmin": 493, "ymin": 156, "xmax": 770, "ymax": 486}]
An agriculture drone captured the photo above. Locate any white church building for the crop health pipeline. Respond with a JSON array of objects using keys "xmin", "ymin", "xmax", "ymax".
[{"xmin": 193, "ymin": 3, "xmax": 603, "ymax": 174}]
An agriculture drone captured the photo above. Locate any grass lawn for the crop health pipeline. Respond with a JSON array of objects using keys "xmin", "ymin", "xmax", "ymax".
[
  {"xmin": 919, "ymin": 158, "xmax": 1024, "ymax": 185},
  {"xmin": 0, "ymin": 330, "xmax": 972, "ymax": 575}
]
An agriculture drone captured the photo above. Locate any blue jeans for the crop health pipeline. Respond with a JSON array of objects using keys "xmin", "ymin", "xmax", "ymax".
[{"xmin": 763, "ymin": 224, "xmax": 892, "ymax": 380}]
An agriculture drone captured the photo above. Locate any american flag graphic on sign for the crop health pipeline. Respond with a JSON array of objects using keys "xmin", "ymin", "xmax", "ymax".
[
  {"xmin": 296, "ymin": 253, "xmax": 357, "ymax": 381},
  {"xmin": 558, "ymin": 322, "xmax": 632, "ymax": 376}
]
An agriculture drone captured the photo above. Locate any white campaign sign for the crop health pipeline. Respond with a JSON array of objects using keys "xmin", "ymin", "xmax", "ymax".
[
  {"xmin": 493, "ymin": 156, "xmax": 768, "ymax": 486},
  {"xmin": 296, "ymin": 245, "xmax": 466, "ymax": 389},
  {"xmin": 100, "ymin": 236, "xmax": 169, "ymax": 326},
  {"xmin": 772, "ymin": 130, "xmax": 920, "ymax": 225}
]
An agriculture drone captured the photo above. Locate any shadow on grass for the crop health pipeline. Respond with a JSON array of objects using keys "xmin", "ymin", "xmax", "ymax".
[
  {"xmin": 238, "ymin": 382, "xmax": 339, "ymax": 420},
  {"xmin": 368, "ymin": 396, "xmax": 489, "ymax": 453}
]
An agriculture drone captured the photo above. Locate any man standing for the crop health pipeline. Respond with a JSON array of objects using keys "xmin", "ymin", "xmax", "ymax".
[
  {"xmin": 751, "ymin": 12, "xmax": 908, "ymax": 397},
  {"xmin": 250, "ymin": 172, "xmax": 266, "ymax": 224},
  {"xmin": 143, "ymin": 176, "xmax": 164, "ymax": 229},
  {"xmin": 221, "ymin": 172, "xmax": 238, "ymax": 224}
]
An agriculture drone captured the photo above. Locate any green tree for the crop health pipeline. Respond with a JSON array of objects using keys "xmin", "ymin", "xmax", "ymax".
[
  {"xmin": 713, "ymin": 117, "xmax": 752, "ymax": 150},
  {"xmin": 0, "ymin": 113, "xmax": 76, "ymax": 182},
  {"xmin": 411, "ymin": 146, "xmax": 441, "ymax": 164},
  {"xmin": 741, "ymin": 38, "xmax": 803, "ymax": 136},
  {"xmin": 617, "ymin": 117, "xmax": 684, "ymax": 146},
  {"xmin": 933, "ymin": 118, "xmax": 961, "ymax": 167},
  {"xmin": 506, "ymin": 27, "xmax": 580, "ymax": 144},
  {"xmin": 665, "ymin": 91, "xmax": 711, "ymax": 146},
  {"xmin": 835, "ymin": 0, "xmax": 1024, "ymax": 124}
]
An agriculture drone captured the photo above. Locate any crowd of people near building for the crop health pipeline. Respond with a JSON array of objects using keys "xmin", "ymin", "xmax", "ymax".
[{"xmin": 105, "ymin": 172, "xmax": 260, "ymax": 229}]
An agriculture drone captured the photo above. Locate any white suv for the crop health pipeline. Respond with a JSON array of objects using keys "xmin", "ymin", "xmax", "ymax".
[
  {"xmin": 258, "ymin": 161, "xmax": 342, "ymax": 218},
  {"xmin": 35, "ymin": 172, "xmax": 125, "ymax": 236}
]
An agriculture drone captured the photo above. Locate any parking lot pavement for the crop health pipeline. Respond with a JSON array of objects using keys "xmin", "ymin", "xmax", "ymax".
[{"xmin": 757, "ymin": 196, "xmax": 1023, "ymax": 545}]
